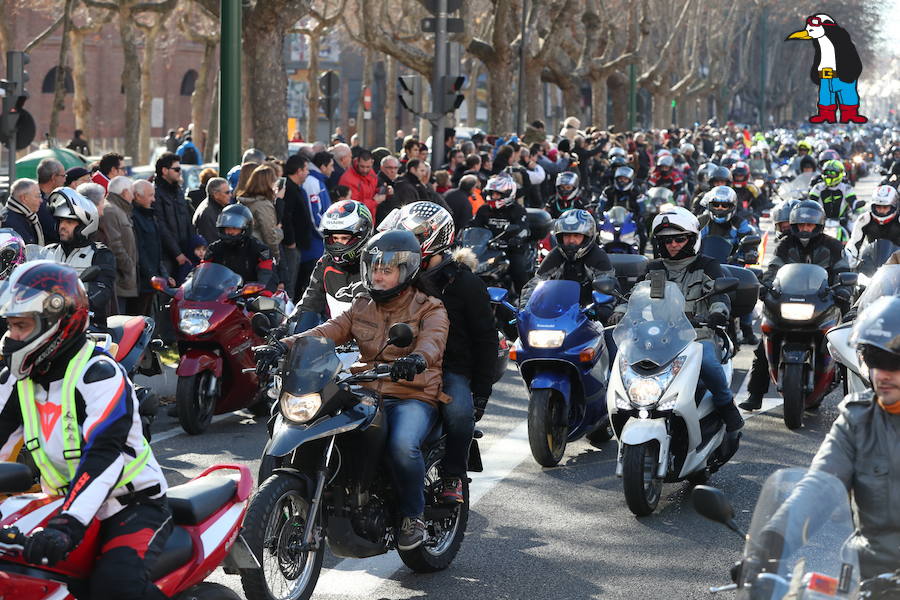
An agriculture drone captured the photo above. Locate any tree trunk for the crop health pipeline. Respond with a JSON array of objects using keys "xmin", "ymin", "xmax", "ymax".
[
  {"xmin": 243, "ymin": 3, "xmax": 289, "ymax": 158},
  {"xmin": 69, "ymin": 27, "xmax": 91, "ymax": 134},
  {"xmin": 590, "ymin": 74, "xmax": 607, "ymax": 130},
  {"xmin": 138, "ymin": 20, "xmax": 163, "ymax": 165},
  {"xmin": 119, "ymin": 12, "xmax": 142, "ymax": 161},
  {"xmin": 48, "ymin": 0, "xmax": 75, "ymax": 142},
  {"xmin": 207, "ymin": 70, "xmax": 219, "ymax": 161},
  {"xmin": 358, "ymin": 47, "xmax": 373, "ymax": 147},
  {"xmin": 191, "ymin": 37, "xmax": 217, "ymax": 156},
  {"xmin": 523, "ymin": 58, "xmax": 542, "ymax": 128},
  {"xmin": 608, "ymin": 72, "xmax": 627, "ymax": 131},
  {"xmin": 466, "ymin": 61, "xmax": 479, "ymax": 127},
  {"xmin": 651, "ymin": 91, "xmax": 670, "ymax": 128},
  {"xmin": 306, "ymin": 32, "xmax": 321, "ymax": 143},
  {"xmin": 487, "ymin": 63, "xmax": 514, "ymax": 134},
  {"xmin": 383, "ymin": 55, "xmax": 397, "ymax": 149},
  {"xmin": 559, "ymin": 80, "xmax": 581, "ymax": 124},
  {"xmin": 0, "ymin": 1, "xmax": 10, "ymax": 69}
]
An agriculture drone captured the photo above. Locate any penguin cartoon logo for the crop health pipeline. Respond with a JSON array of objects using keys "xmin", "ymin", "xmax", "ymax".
[{"xmin": 786, "ymin": 14, "xmax": 868, "ymax": 125}]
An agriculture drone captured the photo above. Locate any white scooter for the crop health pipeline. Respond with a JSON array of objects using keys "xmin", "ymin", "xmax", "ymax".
[{"xmin": 606, "ymin": 274, "xmax": 740, "ymax": 516}]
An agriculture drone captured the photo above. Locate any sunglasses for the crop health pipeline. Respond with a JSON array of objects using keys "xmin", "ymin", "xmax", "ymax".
[
  {"xmin": 806, "ymin": 16, "xmax": 834, "ymax": 27},
  {"xmin": 710, "ymin": 202, "xmax": 733, "ymax": 209},
  {"xmin": 169, "ymin": 166, "xmax": 182, "ymax": 172},
  {"xmin": 660, "ymin": 235, "xmax": 690, "ymax": 245}
]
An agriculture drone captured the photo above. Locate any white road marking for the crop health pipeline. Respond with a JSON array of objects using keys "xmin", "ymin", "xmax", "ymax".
[
  {"xmin": 150, "ymin": 412, "xmax": 247, "ymax": 445},
  {"xmin": 315, "ymin": 420, "xmax": 531, "ymax": 596}
]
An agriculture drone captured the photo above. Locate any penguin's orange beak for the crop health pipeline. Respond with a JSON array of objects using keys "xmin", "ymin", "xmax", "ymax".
[{"xmin": 786, "ymin": 29, "xmax": 812, "ymax": 40}]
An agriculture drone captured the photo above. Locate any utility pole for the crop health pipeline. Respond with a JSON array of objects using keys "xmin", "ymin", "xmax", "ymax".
[
  {"xmin": 759, "ymin": 5, "xmax": 768, "ymax": 129},
  {"xmin": 515, "ymin": 0, "xmax": 528, "ymax": 135},
  {"xmin": 219, "ymin": 0, "xmax": 241, "ymax": 176},
  {"xmin": 430, "ymin": 0, "xmax": 448, "ymax": 169}
]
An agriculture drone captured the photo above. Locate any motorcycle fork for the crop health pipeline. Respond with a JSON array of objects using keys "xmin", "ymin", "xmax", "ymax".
[{"xmin": 301, "ymin": 435, "xmax": 336, "ymax": 551}]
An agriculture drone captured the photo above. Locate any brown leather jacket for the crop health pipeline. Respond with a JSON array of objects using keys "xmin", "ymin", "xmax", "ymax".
[
  {"xmin": 283, "ymin": 287, "xmax": 450, "ymax": 405},
  {"xmin": 887, "ymin": 249, "xmax": 900, "ymax": 265}
]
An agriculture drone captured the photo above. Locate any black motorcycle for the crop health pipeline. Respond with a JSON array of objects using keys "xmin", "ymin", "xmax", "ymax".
[
  {"xmin": 760, "ymin": 264, "xmax": 856, "ymax": 429},
  {"xmin": 240, "ymin": 324, "xmax": 472, "ymax": 600},
  {"xmin": 459, "ymin": 227, "xmax": 512, "ymax": 287}
]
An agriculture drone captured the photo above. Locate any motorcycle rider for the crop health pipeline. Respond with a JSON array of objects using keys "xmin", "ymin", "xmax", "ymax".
[
  {"xmin": 595, "ymin": 147, "xmax": 629, "ymax": 192},
  {"xmin": 202, "ymin": 203, "xmax": 276, "ymax": 292},
  {"xmin": 257, "ymin": 230, "xmax": 450, "ymax": 551},
  {"xmin": 43, "ymin": 188, "xmax": 116, "ymax": 329},
  {"xmin": 809, "ymin": 159, "xmax": 856, "ymax": 227},
  {"xmin": 611, "ymin": 207, "xmax": 745, "ymax": 435},
  {"xmin": 600, "ymin": 166, "xmax": 644, "ymax": 216},
  {"xmin": 291, "ymin": 200, "xmax": 374, "ymax": 331},
  {"xmin": 470, "ymin": 173, "xmax": 532, "ymax": 295},
  {"xmin": 847, "ymin": 185, "xmax": 900, "ymax": 259},
  {"xmin": 690, "ymin": 165, "xmax": 731, "ymax": 214},
  {"xmin": 753, "ymin": 296, "xmax": 900, "ymax": 579},
  {"xmin": 790, "ymin": 140, "xmax": 816, "ymax": 174},
  {"xmin": 0, "ymin": 261, "xmax": 170, "ymax": 600},
  {"xmin": 771, "ymin": 199, "xmax": 798, "ymax": 239},
  {"xmin": 740, "ymin": 201, "xmax": 853, "ymax": 411},
  {"xmin": 388, "ymin": 201, "xmax": 498, "ymax": 505},
  {"xmin": 546, "ymin": 171, "xmax": 588, "ymax": 219},
  {"xmin": 648, "ymin": 155, "xmax": 684, "ymax": 202},
  {"xmin": 730, "ymin": 161, "xmax": 762, "ymax": 218}
]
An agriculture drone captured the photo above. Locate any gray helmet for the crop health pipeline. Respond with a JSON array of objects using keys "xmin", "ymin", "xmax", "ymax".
[
  {"xmin": 614, "ymin": 166, "xmax": 634, "ymax": 191},
  {"xmin": 360, "ymin": 230, "xmax": 422, "ymax": 303},
  {"xmin": 216, "ymin": 203, "xmax": 254, "ymax": 245},
  {"xmin": 851, "ymin": 296, "xmax": 900, "ymax": 372},
  {"xmin": 552, "ymin": 208, "xmax": 597, "ymax": 260},
  {"xmin": 789, "ymin": 200, "xmax": 825, "ymax": 245},
  {"xmin": 241, "ymin": 148, "xmax": 266, "ymax": 164},
  {"xmin": 710, "ymin": 165, "xmax": 732, "ymax": 184},
  {"xmin": 556, "ymin": 171, "xmax": 580, "ymax": 202}
]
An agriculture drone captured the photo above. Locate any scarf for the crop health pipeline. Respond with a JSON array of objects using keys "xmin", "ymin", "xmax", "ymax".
[
  {"xmin": 878, "ymin": 397, "xmax": 900, "ymax": 415},
  {"xmin": 6, "ymin": 197, "xmax": 44, "ymax": 245}
]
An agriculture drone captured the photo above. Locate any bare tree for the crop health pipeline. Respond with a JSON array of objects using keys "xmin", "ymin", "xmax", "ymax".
[
  {"xmin": 69, "ymin": 4, "xmax": 112, "ymax": 135},
  {"xmin": 176, "ymin": 3, "xmax": 219, "ymax": 156},
  {"xmin": 47, "ymin": 0, "xmax": 76, "ymax": 142}
]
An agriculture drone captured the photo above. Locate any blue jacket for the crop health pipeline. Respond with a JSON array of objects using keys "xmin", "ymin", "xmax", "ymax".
[
  {"xmin": 301, "ymin": 170, "xmax": 332, "ymax": 263},
  {"xmin": 176, "ymin": 140, "xmax": 202, "ymax": 164}
]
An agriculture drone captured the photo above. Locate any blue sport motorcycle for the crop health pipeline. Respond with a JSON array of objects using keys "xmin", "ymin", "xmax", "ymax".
[
  {"xmin": 599, "ymin": 206, "xmax": 640, "ymax": 254},
  {"xmin": 492, "ymin": 279, "xmax": 616, "ymax": 467}
]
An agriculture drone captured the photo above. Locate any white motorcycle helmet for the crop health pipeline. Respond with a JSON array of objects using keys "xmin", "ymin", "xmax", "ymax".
[
  {"xmin": 651, "ymin": 206, "xmax": 701, "ymax": 259},
  {"xmin": 870, "ymin": 185, "xmax": 899, "ymax": 225},
  {"xmin": 47, "ymin": 187, "xmax": 99, "ymax": 243}
]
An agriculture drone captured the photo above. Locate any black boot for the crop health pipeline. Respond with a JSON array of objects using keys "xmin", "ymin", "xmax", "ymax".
[
  {"xmin": 738, "ymin": 393, "xmax": 763, "ymax": 411},
  {"xmin": 741, "ymin": 327, "xmax": 758, "ymax": 346},
  {"xmin": 717, "ymin": 402, "xmax": 744, "ymax": 432}
]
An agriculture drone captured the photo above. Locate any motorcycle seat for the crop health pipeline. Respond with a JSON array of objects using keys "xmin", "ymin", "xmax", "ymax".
[
  {"xmin": 167, "ymin": 475, "xmax": 238, "ymax": 525},
  {"xmin": 104, "ymin": 315, "xmax": 149, "ymax": 362},
  {"xmin": 149, "ymin": 525, "xmax": 193, "ymax": 581}
]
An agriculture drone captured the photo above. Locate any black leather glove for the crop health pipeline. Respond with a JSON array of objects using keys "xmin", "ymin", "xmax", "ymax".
[
  {"xmin": 473, "ymin": 396, "xmax": 489, "ymax": 422},
  {"xmin": 255, "ymin": 340, "xmax": 288, "ymax": 376},
  {"xmin": 833, "ymin": 287, "xmax": 852, "ymax": 304},
  {"xmin": 707, "ymin": 312, "xmax": 728, "ymax": 329},
  {"xmin": 24, "ymin": 515, "xmax": 84, "ymax": 566},
  {"xmin": 390, "ymin": 353, "xmax": 426, "ymax": 382}
]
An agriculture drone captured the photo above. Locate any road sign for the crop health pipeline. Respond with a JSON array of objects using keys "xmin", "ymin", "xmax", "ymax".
[
  {"xmin": 421, "ymin": 17, "xmax": 464, "ymax": 34},
  {"xmin": 362, "ymin": 86, "xmax": 373, "ymax": 112},
  {"xmin": 425, "ymin": 0, "xmax": 461, "ymax": 13}
]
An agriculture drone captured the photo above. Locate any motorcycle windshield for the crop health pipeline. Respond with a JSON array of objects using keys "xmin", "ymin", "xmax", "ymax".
[
  {"xmin": 856, "ymin": 265, "xmax": 900, "ymax": 313},
  {"xmin": 647, "ymin": 187, "xmax": 674, "ymax": 205},
  {"xmin": 182, "ymin": 262, "xmax": 243, "ymax": 301},
  {"xmin": 857, "ymin": 240, "xmax": 900, "ymax": 277},
  {"xmin": 282, "ymin": 336, "xmax": 341, "ymax": 395},
  {"xmin": 739, "ymin": 468, "xmax": 859, "ymax": 598},
  {"xmin": 784, "ymin": 172, "xmax": 815, "ymax": 200},
  {"xmin": 459, "ymin": 227, "xmax": 493, "ymax": 255},
  {"xmin": 607, "ymin": 206, "xmax": 629, "ymax": 226},
  {"xmin": 773, "ymin": 263, "xmax": 829, "ymax": 295},
  {"xmin": 525, "ymin": 279, "xmax": 581, "ymax": 319},
  {"xmin": 700, "ymin": 236, "xmax": 733, "ymax": 263},
  {"xmin": 613, "ymin": 280, "xmax": 696, "ymax": 367}
]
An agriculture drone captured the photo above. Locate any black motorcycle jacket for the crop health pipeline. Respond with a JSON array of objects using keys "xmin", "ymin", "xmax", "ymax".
[
  {"xmin": 294, "ymin": 254, "xmax": 363, "ymax": 318},
  {"xmin": 416, "ymin": 251, "xmax": 498, "ymax": 399},
  {"xmin": 600, "ymin": 185, "xmax": 643, "ymax": 215},
  {"xmin": 763, "ymin": 233, "xmax": 852, "ymax": 297},
  {"xmin": 203, "ymin": 236, "xmax": 276, "ymax": 291},
  {"xmin": 519, "ymin": 245, "xmax": 616, "ymax": 316},
  {"xmin": 546, "ymin": 194, "xmax": 589, "ymax": 219},
  {"xmin": 471, "ymin": 202, "xmax": 530, "ymax": 251}
]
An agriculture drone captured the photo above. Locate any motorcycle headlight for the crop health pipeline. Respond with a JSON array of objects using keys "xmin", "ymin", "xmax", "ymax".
[
  {"xmin": 600, "ymin": 230, "xmax": 615, "ymax": 242},
  {"xmin": 780, "ymin": 303, "xmax": 815, "ymax": 321},
  {"xmin": 853, "ymin": 154, "xmax": 864, "ymax": 164},
  {"xmin": 527, "ymin": 329, "xmax": 565, "ymax": 348},
  {"xmin": 179, "ymin": 309, "xmax": 214, "ymax": 335},
  {"xmin": 280, "ymin": 391, "xmax": 322, "ymax": 423},
  {"xmin": 621, "ymin": 356, "xmax": 686, "ymax": 409}
]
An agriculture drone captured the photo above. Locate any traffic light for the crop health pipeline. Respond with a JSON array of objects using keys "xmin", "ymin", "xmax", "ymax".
[
  {"xmin": 318, "ymin": 70, "xmax": 340, "ymax": 119},
  {"xmin": 443, "ymin": 75, "xmax": 465, "ymax": 112},
  {"xmin": 398, "ymin": 75, "xmax": 419, "ymax": 112},
  {"xmin": 1, "ymin": 51, "xmax": 31, "ymax": 147}
]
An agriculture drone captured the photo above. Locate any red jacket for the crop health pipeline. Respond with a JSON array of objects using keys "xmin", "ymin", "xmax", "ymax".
[{"xmin": 339, "ymin": 167, "xmax": 378, "ymax": 217}]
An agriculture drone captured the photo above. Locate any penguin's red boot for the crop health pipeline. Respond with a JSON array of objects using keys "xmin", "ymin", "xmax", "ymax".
[
  {"xmin": 808, "ymin": 104, "xmax": 837, "ymax": 124},
  {"xmin": 839, "ymin": 104, "xmax": 868, "ymax": 124}
]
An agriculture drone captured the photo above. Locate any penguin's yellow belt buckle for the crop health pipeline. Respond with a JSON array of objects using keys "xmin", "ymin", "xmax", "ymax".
[{"xmin": 819, "ymin": 68, "xmax": 834, "ymax": 79}]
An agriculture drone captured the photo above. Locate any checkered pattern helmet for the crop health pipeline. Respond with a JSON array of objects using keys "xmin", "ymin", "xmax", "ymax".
[{"xmin": 389, "ymin": 201, "xmax": 455, "ymax": 260}]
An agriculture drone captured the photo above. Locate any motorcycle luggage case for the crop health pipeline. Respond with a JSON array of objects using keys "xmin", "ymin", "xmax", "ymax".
[
  {"xmin": 609, "ymin": 254, "xmax": 649, "ymax": 293},
  {"xmin": 526, "ymin": 208, "xmax": 552, "ymax": 240},
  {"xmin": 721, "ymin": 265, "xmax": 760, "ymax": 318}
]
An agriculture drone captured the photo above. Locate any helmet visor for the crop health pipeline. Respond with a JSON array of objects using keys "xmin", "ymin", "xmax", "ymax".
[
  {"xmin": 791, "ymin": 205, "xmax": 824, "ymax": 226},
  {"xmin": 216, "ymin": 211, "xmax": 251, "ymax": 230},
  {"xmin": 361, "ymin": 248, "xmax": 420, "ymax": 291}
]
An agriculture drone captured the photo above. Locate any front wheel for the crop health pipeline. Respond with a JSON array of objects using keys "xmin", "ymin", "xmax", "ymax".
[
  {"xmin": 622, "ymin": 442, "xmax": 663, "ymax": 516},
  {"xmin": 176, "ymin": 372, "xmax": 219, "ymax": 435},
  {"xmin": 240, "ymin": 473, "xmax": 324, "ymax": 600},
  {"xmin": 782, "ymin": 364, "xmax": 805, "ymax": 430},
  {"xmin": 398, "ymin": 456, "xmax": 469, "ymax": 572},
  {"xmin": 527, "ymin": 389, "xmax": 568, "ymax": 467}
]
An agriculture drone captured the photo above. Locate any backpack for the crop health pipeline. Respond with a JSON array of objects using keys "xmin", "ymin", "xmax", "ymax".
[{"xmin": 181, "ymin": 145, "xmax": 199, "ymax": 164}]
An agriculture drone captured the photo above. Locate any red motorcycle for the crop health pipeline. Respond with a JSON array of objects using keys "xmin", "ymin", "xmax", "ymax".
[
  {"xmin": 153, "ymin": 262, "xmax": 274, "ymax": 435},
  {"xmin": 0, "ymin": 462, "xmax": 256, "ymax": 600}
]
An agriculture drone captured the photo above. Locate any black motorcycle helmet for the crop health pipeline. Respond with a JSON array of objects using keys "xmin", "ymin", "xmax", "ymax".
[
  {"xmin": 360, "ymin": 230, "xmax": 422, "ymax": 303},
  {"xmin": 710, "ymin": 166, "xmax": 732, "ymax": 186},
  {"xmin": 799, "ymin": 155, "xmax": 818, "ymax": 173},
  {"xmin": 789, "ymin": 200, "xmax": 825, "ymax": 246},
  {"xmin": 851, "ymin": 296, "xmax": 900, "ymax": 374},
  {"xmin": 216, "ymin": 204, "xmax": 254, "ymax": 246}
]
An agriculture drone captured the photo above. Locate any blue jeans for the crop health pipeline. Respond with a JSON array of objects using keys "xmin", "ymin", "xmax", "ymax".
[
  {"xmin": 383, "ymin": 398, "xmax": 437, "ymax": 517},
  {"xmin": 818, "ymin": 77, "xmax": 860, "ymax": 106},
  {"xmin": 279, "ymin": 245, "xmax": 300, "ymax": 296},
  {"xmin": 441, "ymin": 371, "xmax": 474, "ymax": 478},
  {"xmin": 700, "ymin": 340, "xmax": 733, "ymax": 408}
]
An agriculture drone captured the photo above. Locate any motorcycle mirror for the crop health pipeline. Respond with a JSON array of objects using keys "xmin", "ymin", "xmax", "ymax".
[
  {"xmin": 592, "ymin": 276, "xmax": 618, "ymax": 296},
  {"xmin": 836, "ymin": 272, "xmax": 858, "ymax": 288},
  {"xmin": 251, "ymin": 312, "xmax": 272, "ymax": 338},
  {"xmin": 0, "ymin": 462, "xmax": 36, "ymax": 494},
  {"xmin": 691, "ymin": 486, "xmax": 744, "ymax": 536},
  {"xmin": 80, "ymin": 265, "xmax": 101, "ymax": 283},
  {"xmin": 488, "ymin": 286, "xmax": 509, "ymax": 303},
  {"xmin": 852, "ymin": 199, "xmax": 866, "ymax": 212},
  {"xmin": 387, "ymin": 323, "xmax": 414, "ymax": 348},
  {"xmin": 150, "ymin": 276, "xmax": 175, "ymax": 297},
  {"xmin": 241, "ymin": 282, "xmax": 267, "ymax": 297}
]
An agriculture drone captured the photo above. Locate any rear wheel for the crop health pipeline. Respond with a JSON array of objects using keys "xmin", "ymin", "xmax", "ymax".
[
  {"xmin": 398, "ymin": 456, "xmax": 469, "ymax": 572},
  {"xmin": 176, "ymin": 582, "xmax": 242, "ymax": 600},
  {"xmin": 585, "ymin": 416, "xmax": 614, "ymax": 448},
  {"xmin": 622, "ymin": 441, "xmax": 663, "ymax": 517},
  {"xmin": 782, "ymin": 364, "xmax": 805, "ymax": 430},
  {"xmin": 527, "ymin": 389, "xmax": 568, "ymax": 467},
  {"xmin": 176, "ymin": 372, "xmax": 218, "ymax": 435},
  {"xmin": 240, "ymin": 474, "xmax": 324, "ymax": 600}
]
